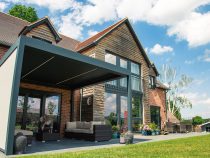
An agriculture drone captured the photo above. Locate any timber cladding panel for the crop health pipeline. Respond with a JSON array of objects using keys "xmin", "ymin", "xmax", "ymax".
[
  {"xmin": 81, "ymin": 23, "xmax": 151, "ymax": 124},
  {"xmin": 26, "ymin": 24, "xmax": 56, "ymax": 44},
  {"xmin": 20, "ymin": 82, "xmax": 71, "ymax": 137}
]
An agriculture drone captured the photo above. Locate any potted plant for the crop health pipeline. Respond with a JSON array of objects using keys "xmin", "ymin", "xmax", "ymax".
[
  {"xmin": 120, "ymin": 133, "xmax": 125, "ymax": 144},
  {"xmin": 156, "ymin": 128, "xmax": 160, "ymax": 135},
  {"xmin": 112, "ymin": 125, "xmax": 119, "ymax": 139},
  {"xmin": 124, "ymin": 131, "xmax": 134, "ymax": 144},
  {"xmin": 142, "ymin": 125, "xmax": 152, "ymax": 136},
  {"xmin": 149, "ymin": 123, "xmax": 157, "ymax": 135}
]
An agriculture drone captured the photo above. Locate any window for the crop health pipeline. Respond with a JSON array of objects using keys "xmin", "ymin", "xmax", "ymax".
[
  {"xmin": 131, "ymin": 62, "xmax": 140, "ymax": 75},
  {"xmin": 120, "ymin": 77, "xmax": 127, "ymax": 87},
  {"xmin": 120, "ymin": 58, "xmax": 127, "ymax": 69},
  {"xmin": 106, "ymin": 80, "xmax": 117, "ymax": 86},
  {"xmin": 132, "ymin": 95, "xmax": 142, "ymax": 131},
  {"xmin": 105, "ymin": 52, "xmax": 116, "ymax": 65},
  {"xmin": 149, "ymin": 76, "xmax": 156, "ymax": 89},
  {"xmin": 131, "ymin": 76, "xmax": 140, "ymax": 91},
  {"xmin": 104, "ymin": 93, "xmax": 117, "ymax": 126}
]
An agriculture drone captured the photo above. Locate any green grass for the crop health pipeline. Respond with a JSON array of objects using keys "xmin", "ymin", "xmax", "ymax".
[{"xmin": 23, "ymin": 134, "xmax": 210, "ymax": 158}]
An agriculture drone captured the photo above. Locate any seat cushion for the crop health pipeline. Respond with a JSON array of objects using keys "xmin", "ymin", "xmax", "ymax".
[
  {"xmin": 65, "ymin": 128, "xmax": 93, "ymax": 134},
  {"xmin": 66, "ymin": 122, "xmax": 77, "ymax": 130},
  {"xmin": 15, "ymin": 129, "xmax": 33, "ymax": 136},
  {"xmin": 83, "ymin": 122, "xmax": 91, "ymax": 129}
]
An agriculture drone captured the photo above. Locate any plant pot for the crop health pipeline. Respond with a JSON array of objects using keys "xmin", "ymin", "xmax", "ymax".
[
  {"xmin": 156, "ymin": 130, "xmax": 160, "ymax": 135},
  {"xmin": 124, "ymin": 132, "xmax": 134, "ymax": 144},
  {"xmin": 120, "ymin": 136, "xmax": 125, "ymax": 144},
  {"xmin": 152, "ymin": 131, "xmax": 156, "ymax": 135},
  {"xmin": 112, "ymin": 132, "xmax": 118, "ymax": 139}
]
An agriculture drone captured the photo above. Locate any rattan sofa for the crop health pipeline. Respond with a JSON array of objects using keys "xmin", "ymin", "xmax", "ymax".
[{"xmin": 65, "ymin": 121, "xmax": 112, "ymax": 142}]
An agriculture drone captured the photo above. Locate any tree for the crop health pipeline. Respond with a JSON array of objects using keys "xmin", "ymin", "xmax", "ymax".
[
  {"xmin": 8, "ymin": 5, "xmax": 38, "ymax": 22},
  {"xmin": 192, "ymin": 116, "xmax": 204, "ymax": 126},
  {"xmin": 160, "ymin": 64, "xmax": 193, "ymax": 120}
]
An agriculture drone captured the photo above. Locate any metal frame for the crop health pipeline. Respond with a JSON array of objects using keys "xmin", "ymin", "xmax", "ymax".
[{"xmin": 0, "ymin": 35, "xmax": 132, "ymax": 155}]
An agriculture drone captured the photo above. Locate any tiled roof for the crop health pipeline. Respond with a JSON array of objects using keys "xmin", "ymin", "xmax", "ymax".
[
  {"xmin": 76, "ymin": 18, "xmax": 128, "ymax": 51},
  {"xmin": 167, "ymin": 111, "xmax": 180, "ymax": 123},
  {"xmin": 0, "ymin": 12, "xmax": 80, "ymax": 51}
]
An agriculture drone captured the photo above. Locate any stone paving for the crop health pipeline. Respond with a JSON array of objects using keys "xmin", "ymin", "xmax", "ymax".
[{"xmin": 1, "ymin": 132, "xmax": 209, "ymax": 158}]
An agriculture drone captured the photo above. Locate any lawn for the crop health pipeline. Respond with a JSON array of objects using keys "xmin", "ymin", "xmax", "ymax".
[{"xmin": 23, "ymin": 134, "xmax": 210, "ymax": 158}]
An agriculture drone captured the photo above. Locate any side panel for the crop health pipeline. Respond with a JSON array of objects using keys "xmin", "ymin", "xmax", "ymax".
[{"xmin": 0, "ymin": 49, "xmax": 17, "ymax": 151}]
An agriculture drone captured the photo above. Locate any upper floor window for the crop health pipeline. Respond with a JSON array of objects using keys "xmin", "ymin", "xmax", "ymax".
[
  {"xmin": 107, "ymin": 80, "xmax": 117, "ymax": 86},
  {"xmin": 131, "ymin": 76, "xmax": 140, "ymax": 91},
  {"xmin": 131, "ymin": 62, "xmax": 140, "ymax": 75},
  {"xmin": 149, "ymin": 76, "xmax": 156, "ymax": 89},
  {"xmin": 105, "ymin": 52, "xmax": 116, "ymax": 65},
  {"xmin": 120, "ymin": 58, "xmax": 127, "ymax": 69},
  {"xmin": 120, "ymin": 77, "xmax": 127, "ymax": 87}
]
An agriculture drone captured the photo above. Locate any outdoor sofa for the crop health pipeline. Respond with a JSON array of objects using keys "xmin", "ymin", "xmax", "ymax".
[{"xmin": 65, "ymin": 121, "xmax": 112, "ymax": 142}]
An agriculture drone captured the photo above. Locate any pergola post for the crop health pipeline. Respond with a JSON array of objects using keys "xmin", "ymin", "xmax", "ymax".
[{"xmin": 127, "ymin": 75, "xmax": 132, "ymax": 132}]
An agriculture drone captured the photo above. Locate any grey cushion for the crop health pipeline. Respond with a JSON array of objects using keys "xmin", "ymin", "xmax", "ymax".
[
  {"xmin": 82, "ymin": 122, "xmax": 91, "ymax": 129},
  {"xmin": 65, "ymin": 128, "xmax": 93, "ymax": 134},
  {"xmin": 66, "ymin": 122, "xmax": 77, "ymax": 130},
  {"xmin": 15, "ymin": 129, "xmax": 33, "ymax": 136}
]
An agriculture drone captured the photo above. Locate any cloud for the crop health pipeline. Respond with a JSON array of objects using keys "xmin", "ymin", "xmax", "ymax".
[
  {"xmin": 184, "ymin": 60, "xmax": 194, "ymax": 65},
  {"xmin": 87, "ymin": 29, "xmax": 98, "ymax": 37},
  {"xmin": 4, "ymin": 0, "xmax": 210, "ymax": 46},
  {"xmin": 149, "ymin": 44, "xmax": 173, "ymax": 55},
  {"xmin": 0, "ymin": 2, "xmax": 8, "ymax": 11},
  {"xmin": 198, "ymin": 49, "xmax": 210, "ymax": 62},
  {"xmin": 168, "ymin": 12, "xmax": 210, "ymax": 47}
]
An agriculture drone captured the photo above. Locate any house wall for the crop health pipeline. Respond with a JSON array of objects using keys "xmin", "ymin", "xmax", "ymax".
[
  {"xmin": 81, "ymin": 23, "xmax": 151, "ymax": 124},
  {"xmin": 20, "ymin": 82, "xmax": 71, "ymax": 137},
  {"xmin": 26, "ymin": 24, "xmax": 56, "ymax": 44},
  {"xmin": 0, "ymin": 48, "xmax": 17, "ymax": 151},
  {"xmin": 149, "ymin": 87, "xmax": 167, "ymax": 129}
]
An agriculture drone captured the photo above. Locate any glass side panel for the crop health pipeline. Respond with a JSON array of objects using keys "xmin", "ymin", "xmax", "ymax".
[
  {"xmin": 26, "ymin": 97, "xmax": 41, "ymax": 132},
  {"xmin": 120, "ymin": 77, "xmax": 127, "ymax": 87},
  {"xmin": 120, "ymin": 96, "xmax": 128, "ymax": 128},
  {"xmin": 45, "ymin": 96, "xmax": 60, "ymax": 133},
  {"xmin": 104, "ymin": 92, "xmax": 117, "ymax": 126}
]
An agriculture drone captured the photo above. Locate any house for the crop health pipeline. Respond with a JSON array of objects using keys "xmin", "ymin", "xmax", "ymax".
[{"xmin": 0, "ymin": 12, "xmax": 167, "ymax": 155}]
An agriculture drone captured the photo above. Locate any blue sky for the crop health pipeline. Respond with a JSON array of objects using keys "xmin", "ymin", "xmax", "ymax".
[{"xmin": 0, "ymin": 0, "xmax": 210, "ymax": 119}]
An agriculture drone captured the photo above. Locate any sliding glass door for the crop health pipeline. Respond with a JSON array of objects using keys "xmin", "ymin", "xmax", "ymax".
[{"xmin": 15, "ymin": 89, "xmax": 61, "ymax": 133}]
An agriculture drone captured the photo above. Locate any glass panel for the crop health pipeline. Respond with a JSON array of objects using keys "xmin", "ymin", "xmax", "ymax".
[
  {"xmin": 120, "ymin": 96, "xmax": 127, "ymax": 127},
  {"xmin": 105, "ymin": 53, "xmax": 116, "ymax": 65},
  {"xmin": 45, "ymin": 96, "xmax": 60, "ymax": 133},
  {"xmin": 132, "ymin": 96, "xmax": 142, "ymax": 131},
  {"xmin": 151, "ymin": 106, "xmax": 161, "ymax": 129},
  {"xmin": 104, "ymin": 93, "xmax": 117, "ymax": 126},
  {"xmin": 131, "ymin": 62, "xmax": 139, "ymax": 75},
  {"xmin": 120, "ymin": 77, "xmax": 127, "ymax": 87},
  {"xmin": 26, "ymin": 97, "xmax": 41, "ymax": 132},
  {"xmin": 16, "ymin": 96, "xmax": 24, "ymax": 129},
  {"xmin": 120, "ymin": 58, "xmax": 127, "ymax": 69},
  {"xmin": 131, "ymin": 76, "xmax": 140, "ymax": 91},
  {"xmin": 106, "ymin": 80, "xmax": 117, "ymax": 86}
]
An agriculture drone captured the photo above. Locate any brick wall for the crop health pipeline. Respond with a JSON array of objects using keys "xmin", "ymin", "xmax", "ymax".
[
  {"xmin": 20, "ymin": 82, "xmax": 71, "ymax": 137},
  {"xmin": 149, "ymin": 87, "xmax": 167, "ymax": 129}
]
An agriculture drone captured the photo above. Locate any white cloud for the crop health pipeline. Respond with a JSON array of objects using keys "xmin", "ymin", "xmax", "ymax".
[
  {"xmin": 198, "ymin": 49, "xmax": 210, "ymax": 62},
  {"xmin": 168, "ymin": 12, "xmax": 210, "ymax": 47},
  {"xmin": 5, "ymin": 0, "xmax": 210, "ymax": 46},
  {"xmin": 149, "ymin": 44, "xmax": 173, "ymax": 55},
  {"xmin": 184, "ymin": 60, "xmax": 194, "ymax": 65},
  {"xmin": 87, "ymin": 29, "xmax": 98, "ymax": 37},
  {"xmin": 0, "ymin": 2, "xmax": 8, "ymax": 11}
]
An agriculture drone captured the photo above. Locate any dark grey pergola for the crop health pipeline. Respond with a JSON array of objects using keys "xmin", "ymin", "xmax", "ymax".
[{"xmin": 0, "ymin": 36, "xmax": 133, "ymax": 155}]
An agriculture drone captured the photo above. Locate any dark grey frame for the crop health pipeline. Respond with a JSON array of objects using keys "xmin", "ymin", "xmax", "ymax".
[{"xmin": 0, "ymin": 35, "xmax": 133, "ymax": 155}]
